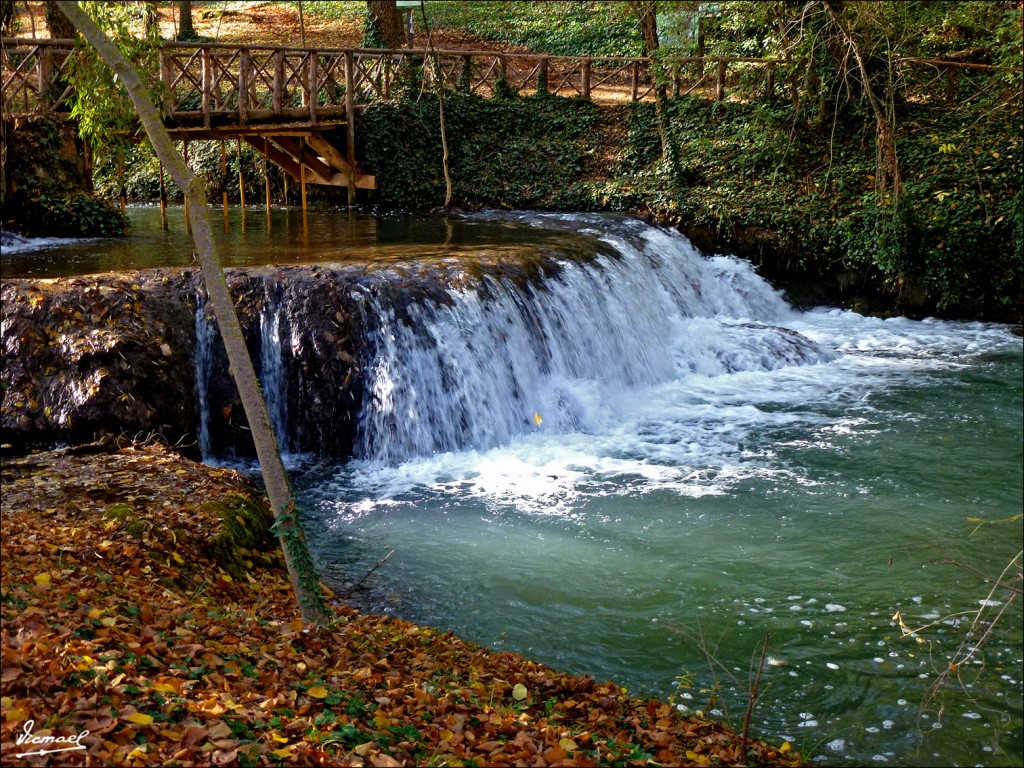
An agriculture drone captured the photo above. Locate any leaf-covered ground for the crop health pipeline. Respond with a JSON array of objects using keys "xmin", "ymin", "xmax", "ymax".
[{"xmin": 1, "ymin": 441, "xmax": 803, "ymax": 766}]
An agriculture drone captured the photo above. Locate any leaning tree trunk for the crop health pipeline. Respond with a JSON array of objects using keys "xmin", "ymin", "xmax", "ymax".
[
  {"xmin": 628, "ymin": 0, "xmax": 669, "ymax": 156},
  {"xmin": 57, "ymin": 1, "xmax": 332, "ymax": 626}
]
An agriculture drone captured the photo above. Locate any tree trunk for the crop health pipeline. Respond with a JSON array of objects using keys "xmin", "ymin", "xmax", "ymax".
[
  {"xmin": 177, "ymin": 0, "xmax": 195, "ymax": 41},
  {"xmin": 419, "ymin": 2, "xmax": 451, "ymax": 208},
  {"xmin": 366, "ymin": 0, "xmax": 405, "ymax": 48},
  {"xmin": 57, "ymin": 1, "xmax": 332, "ymax": 626},
  {"xmin": 628, "ymin": 0, "xmax": 668, "ymax": 156},
  {"xmin": 45, "ymin": 0, "xmax": 76, "ymax": 39},
  {"xmin": 822, "ymin": 1, "xmax": 901, "ymax": 200}
]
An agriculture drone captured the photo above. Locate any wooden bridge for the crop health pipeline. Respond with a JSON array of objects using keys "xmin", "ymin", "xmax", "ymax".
[
  {"xmin": 2, "ymin": 37, "xmax": 783, "ymax": 199},
  {"xmin": 2, "ymin": 37, "xmax": 990, "ymax": 201}
]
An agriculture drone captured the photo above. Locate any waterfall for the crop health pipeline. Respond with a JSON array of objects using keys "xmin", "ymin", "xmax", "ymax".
[
  {"xmin": 259, "ymin": 302, "xmax": 288, "ymax": 451},
  {"xmin": 189, "ymin": 216, "xmax": 833, "ymax": 463},
  {"xmin": 354, "ymin": 219, "xmax": 834, "ymax": 464},
  {"xmin": 194, "ymin": 301, "xmax": 215, "ymax": 460}
]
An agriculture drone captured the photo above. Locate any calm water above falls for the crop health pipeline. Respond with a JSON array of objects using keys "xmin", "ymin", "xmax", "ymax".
[{"xmin": 7, "ymin": 208, "xmax": 1021, "ymax": 766}]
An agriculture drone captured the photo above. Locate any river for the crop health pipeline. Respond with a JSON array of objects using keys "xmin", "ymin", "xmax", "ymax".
[{"xmin": 4, "ymin": 205, "xmax": 1021, "ymax": 766}]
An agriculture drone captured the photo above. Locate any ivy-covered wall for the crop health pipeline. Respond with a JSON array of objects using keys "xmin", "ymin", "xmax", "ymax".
[
  {"xmin": 357, "ymin": 92, "xmax": 1022, "ymax": 320},
  {"xmin": 2, "ymin": 117, "xmax": 124, "ymax": 238}
]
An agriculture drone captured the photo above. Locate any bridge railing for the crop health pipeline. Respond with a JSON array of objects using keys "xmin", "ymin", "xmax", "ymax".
[{"xmin": 3, "ymin": 38, "xmax": 786, "ymax": 123}]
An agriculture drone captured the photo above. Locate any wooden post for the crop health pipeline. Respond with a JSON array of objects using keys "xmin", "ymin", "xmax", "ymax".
[
  {"xmin": 766, "ymin": 64, "xmax": 775, "ymax": 100},
  {"xmin": 581, "ymin": 57, "xmax": 591, "ymax": 100},
  {"xmin": 38, "ymin": 48, "xmax": 52, "ymax": 111},
  {"xmin": 631, "ymin": 60, "xmax": 640, "ymax": 101},
  {"xmin": 537, "ymin": 57, "xmax": 548, "ymax": 96},
  {"xmin": 159, "ymin": 162, "xmax": 167, "ymax": 230},
  {"xmin": 237, "ymin": 137, "xmax": 246, "ymax": 212},
  {"xmin": 272, "ymin": 50, "xmax": 284, "ymax": 115},
  {"xmin": 183, "ymin": 140, "xmax": 191, "ymax": 232},
  {"xmin": 345, "ymin": 51, "xmax": 357, "ymax": 205},
  {"xmin": 264, "ymin": 137, "xmax": 272, "ymax": 215},
  {"xmin": 221, "ymin": 140, "xmax": 229, "ymax": 230},
  {"xmin": 117, "ymin": 150, "xmax": 126, "ymax": 215},
  {"xmin": 716, "ymin": 59, "xmax": 727, "ymax": 100},
  {"xmin": 83, "ymin": 137, "xmax": 93, "ymax": 193},
  {"xmin": 202, "ymin": 47, "xmax": 212, "ymax": 129},
  {"xmin": 945, "ymin": 66, "xmax": 957, "ymax": 104},
  {"xmin": 299, "ymin": 137, "xmax": 308, "ymax": 214},
  {"xmin": 308, "ymin": 52, "xmax": 318, "ymax": 123},
  {"xmin": 239, "ymin": 49, "xmax": 250, "ymax": 125}
]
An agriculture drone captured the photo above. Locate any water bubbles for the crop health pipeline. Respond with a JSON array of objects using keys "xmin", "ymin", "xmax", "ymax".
[
  {"xmin": 882, "ymin": 720, "xmax": 895, "ymax": 730},
  {"xmin": 827, "ymin": 739, "xmax": 846, "ymax": 751},
  {"xmin": 962, "ymin": 712, "xmax": 982, "ymax": 720},
  {"xmin": 826, "ymin": 662, "xmax": 840, "ymax": 670},
  {"xmin": 797, "ymin": 712, "xmax": 818, "ymax": 728},
  {"xmin": 825, "ymin": 603, "xmax": 847, "ymax": 612}
]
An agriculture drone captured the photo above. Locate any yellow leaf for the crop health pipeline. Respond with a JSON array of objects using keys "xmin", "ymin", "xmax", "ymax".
[
  {"xmin": 780, "ymin": 741, "xmax": 792, "ymax": 754},
  {"xmin": 88, "ymin": 608, "xmax": 103, "ymax": 619},
  {"xmin": 172, "ymin": 552, "xmax": 185, "ymax": 564},
  {"xmin": 33, "ymin": 573, "xmax": 51, "ymax": 586},
  {"xmin": 308, "ymin": 685, "xmax": 329, "ymax": 699},
  {"xmin": 272, "ymin": 747, "xmax": 293, "ymax": 758},
  {"xmin": 271, "ymin": 732, "xmax": 289, "ymax": 743},
  {"xmin": 126, "ymin": 712, "xmax": 154, "ymax": 725},
  {"xmin": 512, "ymin": 683, "xmax": 528, "ymax": 701},
  {"xmin": 288, "ymin": 618, "xmax": 305, "ymax": 632},
  {"xmin": 372, "ymin": 714, "xmax": 391, "ymax": 729},
  {"xmin": 101, "ymin": 617, "xmax": 117, "ymax": 627},
  {"xmin": 4, "ymin": 706, "xmax": 29, "ymax": 723},
  {"xmin": 219, "ymin": 572, "xmax": 233, "ymax": 583},
  {"xmin": 152, "ymin": 682, "xmax": 177, "ymax": 693},
  {"xmin": 533, "ymin": 412, "xmax": 543, "ymax": 425},
  {"xmin": 559, "ymin": 737, "xmax": 578, "ymax": 751}
]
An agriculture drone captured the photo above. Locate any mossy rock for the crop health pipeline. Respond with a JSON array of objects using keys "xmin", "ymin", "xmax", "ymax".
[
  {"xmin": 103, "ymin": 503, "xmax": 135, "ymax": 521},
  {"xmin": 202, "ymin": 492, "xmax": 274, "ymax": 579}
]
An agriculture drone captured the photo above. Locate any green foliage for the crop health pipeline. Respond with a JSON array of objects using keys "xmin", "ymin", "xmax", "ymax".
[
  {"xmin": 62, "ymin": 2, "xmax": 164, "ymax": 166},
  {"xmin": 5, "ymin": 188, "xmax": 124, "ymax": 237},
  {"xmin": 361, "ymin": 92, "xmax": 603, "ymax": 210},
  {"xmin": 423, "ymin": 1, "xmax": 643, "ymax": 56}
]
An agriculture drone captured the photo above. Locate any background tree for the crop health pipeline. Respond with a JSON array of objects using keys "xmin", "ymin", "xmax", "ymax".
[
  {"xmin": 56, "ymin": 0, "xmax": 332, "ymax": 626},
  {"xmin": 1, "ymin": 0, "xmax": 16, "ymax": 35},
  {"xmin": 176, "ymin": 0, "xmax": 194, "ymax": 41},
  {"xmin": 45, "ymin": 0, "xmax": 76, "ymax": 38},
  {"xmin": 366, "ymin": 0, "xmax": 405, "ymax": 48}
]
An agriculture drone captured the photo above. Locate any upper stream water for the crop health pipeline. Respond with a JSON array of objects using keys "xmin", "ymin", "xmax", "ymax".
[{"xmin": 4, "ymin": 206, "xmax": 1022, "ymax": 766}]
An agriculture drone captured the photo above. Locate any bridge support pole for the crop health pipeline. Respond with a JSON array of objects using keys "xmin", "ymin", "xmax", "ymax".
[
  {"xmin": 237, "ymin": 138, "xmax": 246, "ymax": 229},
  {"xmin": 159, "ymin": 162, "xmax": 167, "ymax": 230},
  {"xmin": 221, "ymin": 140, "xmax": 229, "ymax": 231}
]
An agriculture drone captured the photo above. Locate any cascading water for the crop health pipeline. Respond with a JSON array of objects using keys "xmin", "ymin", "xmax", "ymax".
[
  {"xmin": 193, "ymin": 301, "xmax": 215, "ymax": 459},
  {"xmin": 259, "ymin": 301, "xmax": 288, "ymax": 451},
  {"xmin": 353, "ymin": 218, "xmax": 834, "ymax": 463}
]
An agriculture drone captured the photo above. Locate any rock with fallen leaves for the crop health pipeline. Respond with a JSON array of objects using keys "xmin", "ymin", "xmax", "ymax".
[{"xmin": 1, "ymin": 440, "xmax": 802, "ymax": 766}]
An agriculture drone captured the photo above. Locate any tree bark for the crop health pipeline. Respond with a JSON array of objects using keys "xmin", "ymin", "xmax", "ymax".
[
  {"xmin": 176, "ymin": 0, "xmax": 195, "ymax": 41},
  {"xmin": 57, "ymin": 0, "xmax": 332, "ymax": 626},
  {"xmin": 366, "ymin": 0, "xmax": 405, "ymax": 48}
]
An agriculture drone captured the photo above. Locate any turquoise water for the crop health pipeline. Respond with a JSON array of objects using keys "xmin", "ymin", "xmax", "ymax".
[
  {"xmin": 292, "ymin": 217, "xmax": 1023, "ymax": 767},
  {"xmin": 8, "ymin": 207, "xmax": 1020, "ymax": 765}
]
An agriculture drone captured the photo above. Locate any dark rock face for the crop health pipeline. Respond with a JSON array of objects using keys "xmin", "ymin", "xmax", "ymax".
[
  {"xmin": 1, "ymin": 270, "xmax": 199, "ymax": 453},
  {"xmin": 1, "ymin": 249, "xmax": 587, "ymax": 458},
  {"xmin": 1, "ymin": 267, "xmax": 370, "ymax": 459}
]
